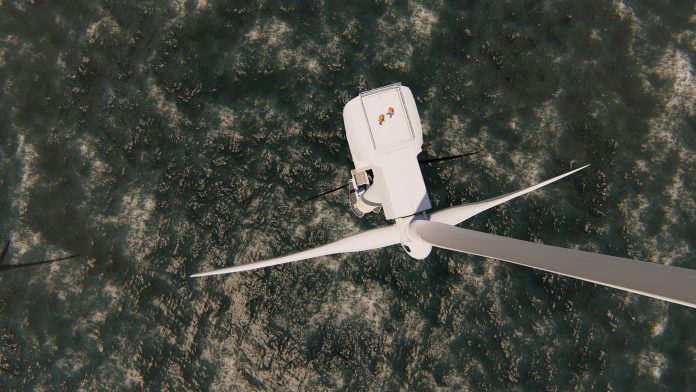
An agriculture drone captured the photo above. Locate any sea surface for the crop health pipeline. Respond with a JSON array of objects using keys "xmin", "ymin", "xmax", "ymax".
[{"xmin": 1, "ymin": 0, "xmax": 695, "ymax": 390}]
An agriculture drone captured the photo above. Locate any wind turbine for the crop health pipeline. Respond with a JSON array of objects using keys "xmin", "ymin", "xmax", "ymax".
[{"xmin": 192, "ymin": 83, "xmax": 696, "ymax": 309}]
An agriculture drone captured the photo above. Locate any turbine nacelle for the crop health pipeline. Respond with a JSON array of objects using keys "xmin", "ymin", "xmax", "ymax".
[{"xmin": 343, "ymin": 83, "xmax": 431, "ymax": 220}]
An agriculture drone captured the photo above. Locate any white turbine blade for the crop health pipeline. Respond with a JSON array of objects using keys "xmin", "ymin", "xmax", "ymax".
[
  {"xmin": 414, "ymin": 221, "xmax": 696, "ymax": 308},
  {"xmin": 430, "ymin": 165, "xmax": 590, "ymax": 225},
  {"xmin": 191, "ymin": 225, "xmax": 399, "ymax": 277}
]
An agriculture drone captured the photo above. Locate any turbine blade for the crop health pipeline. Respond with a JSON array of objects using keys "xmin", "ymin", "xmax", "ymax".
[
  {"xmin": 414, "ymin": 220, "xmax": 696, "ymax": 308},
  {"xmin": 191, "ymin": 225, "xmax": 399, "ymax": 277},
  {"xmin": 430, "ymin": 165, "xmax": 589, "ymax": 225}
]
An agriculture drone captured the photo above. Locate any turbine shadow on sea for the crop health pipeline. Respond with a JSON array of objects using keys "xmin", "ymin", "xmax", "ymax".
[{"xmin": 0, "ymin": 239, "xmax": 82, "ymax": 272}]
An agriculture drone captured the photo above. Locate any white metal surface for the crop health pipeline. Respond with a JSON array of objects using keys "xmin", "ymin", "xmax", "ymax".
[
  {"xmin": 377, "ymin": 148, "xmax": 431, "ymax": 218},
  {"xmin": 360, "ymin": 87, "xmax": 414, "ymax": 150},
  {"xmin": 343, "ymin": 84, "xmax": 431, "ymax": 219},
  {"xmin": 190, "ymin": 225, "xmax": 399, "ymax": 277},
  {"xmin": 414, "ymin": 220, "xmax": 696, "ymax": 309}
]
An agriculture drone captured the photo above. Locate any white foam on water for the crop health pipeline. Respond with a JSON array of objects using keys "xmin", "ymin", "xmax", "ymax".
[
  {"xmin": 670, "ymin": 170, "xmax": 696, "ymax": 218},
  {"xmin": 409, "ymin": 2, "xmax": 438, "ymax": 42},
  {"xmin": 617, "ymin": 190, "xmax": 692, "ymax": 269},
  {"xmin": 589, "ymin": 28, "xmax": 602, "ymax": 42},
  {"xmin": 613, "ymin": 0, "xmax": 646, "ymax": 58},
  {"xmin": 124, "ymin": 367, "xmax": 145, "ymax": 389},
  {"xmin": 0, "ymin": 46, "xmax": 7, "ymax": 68},
  {"xmin": 206, "ymin": 321, "xmax": 296, "ymax": 390},
  {"xmin": 677, "ymin": 25, "xmax": 696, "ymax": 54},
  {"xmin": 613, "ymin": 0, "xmax": 636, "ymax": 21},
  {"xmin": 197, "ymin": 293, "xmax": 252, "ymax": 389},
  {"xmin": 310, "ymin": 281, "xmax": 388, "ymax": 331},
  {"xmin": 535, "ymin": 92, "xmax": 566, "ymax": 136},
  {"xmin": 508, "ymin": 150, "xmax": 544, "ymax": 189},
  {"xmin": 654, "ymin": 48, "xmax": 695, "ymax": 116},
  {"xmin": 10, "ymin": 1, "xmax": 27, "ymax": 11},
  {"xmin": 122, "ymin": 191, "xmax": 157, "ymax": 263},
  {"xmin": 9, "ymin": 228, "xmax": 42, "ymax": 259},
  {"xmin": 5, "ymin": 132, "xmax": 70, "ymax": 265},
  {"xmin": 663, "ymin": 168, "xmax": 695, "ymax": 224},
  {"xmin": 308, "ymin": 201, "xmax": 359, "ymax": 234},
  {"xmin": 194, "ymin": 0, "xmax": 210, "ymax": 11},
  {"xmin": 617, "ymin": 194, "xmax": 648, "ymax": 239},
  {"xmin": 245, "ymin": 18, "xmax": 293, "ymax": 50},
  {"xmin": 92, "ymin": 188, "xmax": 157, "ymax": 264},
  {"xmin": 636, "ymin": 350, "xmax": 667, "ymax": 381},
  {"xmin": 77, "ymin": 135, "xmax": 111, "ymax": 201},
  {"xmin": 55, "ymin": 345, "xmax": 90, "ymax": 382},
  {"xmin": 203, "ymin": 105, "xmax": 244, "ymax": 151},
  {"xmin": 146, "ymin": 77, "xmax": 190, "ymax": 128},
  {"xmin": 304, "ymin": 57, "xmax": 322, "ymax": 75},
  {"xmin": 84, "ymin": 10, "xmax": 121, "ymax": 45},
  {"xmin": 101, "ymin": 282, "xmax": 124, "ymax": 309},
  {"xmin": 232, "ymin": 228, "xmax": 279, "ymax": 265},
  {"xmin": 215, "ymin": 106, "xmax": 237, "ymax": 130},
  {"xmin": 439, "ymin": 118, "xmax": 549, "ymax": 193},
  {"xmin": 643, "ymin": 48, "xmax": 695, "ymax": 163},
  {"xmin": 151, "ymin": 297, "xmax": 178, "ymax": 346},
  {"xmin": 616, "ymin": 47, "xmax": 695, "ymax": 269},
  {"xmin": 439, "ymin": 114, "xmax": 473, "ymax": 152},
  {"xmin": 374, "ymin": 11, "xmax": 414, "ymax": 71},
  {"xmin": 13, "ymin": 134, "xmax": 40, "ymax": 219},
  {"xmin": 650, "ymin": 312, "xmax": 669, "ymax": 337}
]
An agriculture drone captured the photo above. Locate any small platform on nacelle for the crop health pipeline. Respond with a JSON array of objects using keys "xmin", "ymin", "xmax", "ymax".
[
  {"xmin": 360, "ymin": 86, "xmax": 415, "ymax": 150},
  {"xmin": 343, "ymin": 83, "xmax": 432, "ymax": 220}
]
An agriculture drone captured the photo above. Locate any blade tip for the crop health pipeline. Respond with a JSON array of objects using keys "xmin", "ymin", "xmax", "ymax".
[{"xmin": 571, "ymin": 164, "xmax": 591, "ymax": 173}]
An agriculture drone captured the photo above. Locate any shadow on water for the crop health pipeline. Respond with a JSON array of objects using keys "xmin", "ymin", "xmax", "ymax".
[{"xmin": 0, "ymin": 239, "xmax": 82, "ymax": 272}]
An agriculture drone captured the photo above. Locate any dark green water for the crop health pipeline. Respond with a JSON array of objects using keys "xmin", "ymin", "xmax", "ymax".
[{"xmin": 1, "ymin": 0, "xmax": 695, "ymax": 390}]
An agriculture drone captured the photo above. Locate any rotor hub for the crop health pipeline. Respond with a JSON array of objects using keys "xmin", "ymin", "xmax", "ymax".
[{"xmin": 395, "ymin": 214, "xmax": 432, "ymax": 259}]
